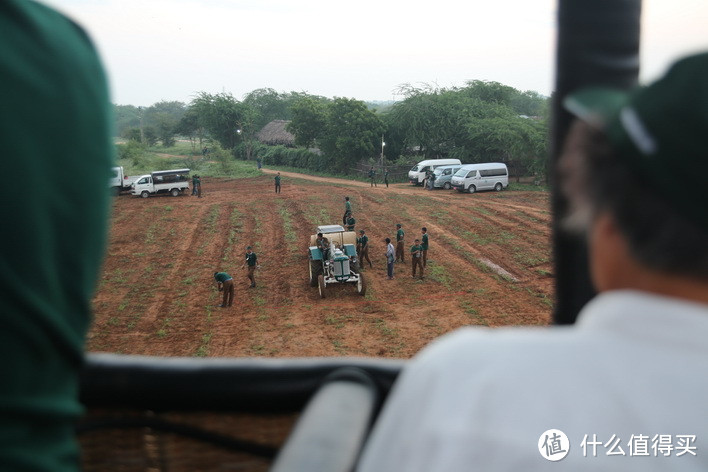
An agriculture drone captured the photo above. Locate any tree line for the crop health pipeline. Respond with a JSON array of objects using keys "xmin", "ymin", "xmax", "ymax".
[{"xmin": 115, "ymin": 81, "xmax": 549, "ymax": 178}]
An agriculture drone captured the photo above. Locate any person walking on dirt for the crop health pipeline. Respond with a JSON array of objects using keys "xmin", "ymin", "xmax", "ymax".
[
  {"xmin": 191, "ymin": 174, "xmax": 198, "ymax": 196},
  {"xmin": 385, "ymin": 237, "xmax": 395, "ymax": 279},
  {"xmin": 194, "ymin": 174, "xmax": 202, "ymax": 198},
  {"xmin": 395, "ymin": 224, "xmax": 405, "ymax": 263},
  {"xmin": 343, "ymin": 196, "xmax": 352, "ymax": 225},
  {"xmin": 257, "ymin": 157, "xmax": 262, "ymax": 169},
  {"xmin": 411, "ymin": 239, "xmax": 424, "ymax": 279},
  {"xmin": 359, "ymin": 230, "xmax": 373, "ymax": 269},
  {"xmin": 384, "ymin": 169, "xmax": 389, "ymax": 188},
  {"xmin": 369, "ymin": 167, "xmax": 377, "ymax": 187},
  {"xmin": 346, "ymin": 214, "xmax": 356, "ymax": 232},
  {"xmin": 421, "ymin": 227, "xmax": 429, "ymax": 267},
  {"xmin": 213, "ymin": 272, "xmax": 234, "ymax": 307},
  {"xmin": 274, "ymin": 172, "xmax": 281, "ymax": 193},
  {"xmin": 242, "ymin": 246, "xmax": 258, "ymax": 288}
]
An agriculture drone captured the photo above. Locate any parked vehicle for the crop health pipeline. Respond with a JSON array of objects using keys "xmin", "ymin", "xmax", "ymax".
[
  {"xmin": 408, "ymin": 159, "xmax": 461, "ymax": 185},
  {"xmin": 450, "ymin": 163, "xmax": 509, "ymax": 193},
  {"xmin": 131, "ymin": 168, "xmax": 190, "ymax": 198},
  {"xmin": 431, "ymin": 165, "xmax": 463, "ymax": 189},
  {"xmin": 109, "ymin": 166, "xmax": 137, "ymax": 194}
]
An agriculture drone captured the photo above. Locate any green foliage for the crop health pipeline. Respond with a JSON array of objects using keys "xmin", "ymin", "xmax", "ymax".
[
  {"xmin": 319, "ymin": 98, "xmax": 385, "ymax": 171},
  {"xmin": 287, "ymin": 96, "xmax": 329, "ymax": 147},
  {"xmin": 116, "ymin": 140, "xmax": 147, "ymax": 166},
  {"xmin": 188, "ymin": 92, "xmax": 253, "ymax": 149}
]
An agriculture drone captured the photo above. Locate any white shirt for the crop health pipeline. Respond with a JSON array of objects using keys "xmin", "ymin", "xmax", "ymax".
[
  {"xmin": 386, "ymin": 243, "xmax": 395, "ymax": 261},
  {"xmin": 358, "ymin": 290, "xmax": 708, "ymax": 471}
]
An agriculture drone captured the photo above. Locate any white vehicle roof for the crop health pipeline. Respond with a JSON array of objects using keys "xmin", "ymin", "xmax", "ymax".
[
  {"xmin": 456, "ymin": 162, "xmax": 507, "ymax": 170},
  {"xmin": 317, "ymin": 225, "xmax": 346, "ymax": 234},
  {"xmin": 151, "ymin": 168, "xmax": 190, "ymax": 177},
  {"xmin": 434, "ymin": 165, "xmax": 462, "ymax": 173}
]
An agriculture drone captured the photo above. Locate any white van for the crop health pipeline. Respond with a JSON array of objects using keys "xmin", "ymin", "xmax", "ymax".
[
  {"xmin": 408, "ymin": 159, "xmax": 461, "ymax": 185},
  {"xmin": 431, "ymin": 164, "xmax": 463, "ymax": 189},
  {"xmin": 450, "ymin": 162, "xmax": 509, "ymax": 193}
]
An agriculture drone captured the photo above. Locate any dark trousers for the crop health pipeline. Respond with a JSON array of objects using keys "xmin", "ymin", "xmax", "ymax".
[
  {"xmin": 247, "ymin": 266, "xmax": 256, "ymax": 286},
  {"xmin": 396, "ymin": 240, "xmax": 405, "ymax": 262},
  {"xmin": 387, "ymin": 260, "xmax": 394, "ymax": 278},
  {"xmin": 422, "ymin": 249, "xmax": 428, "ymax": 267},
  {"xmin": 360, "ymin": 247, "xmax": 372, "ymax": 267},
  {"xmin": 412, "ymin": 257, "xmax": 424, "ymax": 278},
  {"xmin": 275, "ymin": 183, "xmax": 281, "ymax": 193},
  {"xmin": 221, "ymin": 279, "xmax": 234, "ymax": 306}
]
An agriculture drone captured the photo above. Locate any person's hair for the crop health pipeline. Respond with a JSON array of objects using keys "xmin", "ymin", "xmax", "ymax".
[
  {"xmin": 317, "ymin": 233, "xmax": 323, "ymax": 237},
  {"xmin": 422, "ymin": 227, "xmax": 427, "ymax": 232},
  {"xmin": 360, "ymin": 230, "xmax": 365, "ymax": 233},
  {"xmin": 561, "ymin": 121, "xmax": 708, "ymax": 278},
  {"xmin": 415, "ymin": 239, "xmax": 420, "ymax": 242},
  {"xmin": 345, "ymin": 196, "xmax": 349, "ymax": 201},
  {"xmin": 385, "ymin": 237, "xmax": 391, "ymax": 243}
]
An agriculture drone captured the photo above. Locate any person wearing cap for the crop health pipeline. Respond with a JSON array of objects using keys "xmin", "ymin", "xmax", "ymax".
[
  {"xmin": 395, "ymin": 223, "xmax": 405, "ymax": 263},
  {"xmin": 357, "ymin": 52, "xmax": 708, "ymax": 471},
  {"xmin": 213, "ymin": 272, "xmax": 234, "ymax": 307},
  {"xmin": 241, "ymin": 246, "xmax": 258, "ymax": 288}
]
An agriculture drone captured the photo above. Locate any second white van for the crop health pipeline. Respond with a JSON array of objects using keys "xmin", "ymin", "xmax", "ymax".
[
  {"xmin": 450, "ymin": 163, "xmax": 509, "ymax": 193},
  {"xmin": 408, "ymin": 159, "xmax": 461, "ymax": 185}
]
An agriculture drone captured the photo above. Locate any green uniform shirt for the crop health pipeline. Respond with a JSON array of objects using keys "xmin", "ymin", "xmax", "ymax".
[
  {"xmin": 421, "ymin": 233, "xmax": 429, "ymax": 250},
  {"xmin": 410, "ymin": 244, "xmax": 423, "ymax": 257},
  {"xmin": 347, "ymin": 217, "xmax": 356, "ymax": 230},
  {"xmin": 360, "ymin": 235, "xmax": 369, "ymax": 248},
  {"xmin": 345, "ymin": 201, "xmax": 352, "ymax": 213},
  {"xmin": 1, "ymin": 2, "xmax": 113, "ymax": 470},
  {"xmin": 397, "ymin": 228, "xmax": 405, "ymax": 241},
  {"xmin": 246, "ymin": 252, "xmax": 258, "ymax": 266},
  {"xmin": 275, "ymin": 175, "xmax": 281, "ymax": 184},
  {"xmin": 214, "ymin": 272, "xmax": 232, "ymax": 282}
]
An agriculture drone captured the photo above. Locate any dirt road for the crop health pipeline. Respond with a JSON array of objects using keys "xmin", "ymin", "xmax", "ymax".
[{"xmin": 90, "ymin": 170, "xmax": 553, "ymax": 358}]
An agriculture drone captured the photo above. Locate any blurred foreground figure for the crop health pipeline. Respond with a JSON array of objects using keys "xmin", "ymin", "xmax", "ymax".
[
  {"xmin": 358, "ymin": 53, "xmax": 708, "ymax": 471},
  {"xmin": 0, "ymin": 1, "xmax": 113, "ymax": 470}
]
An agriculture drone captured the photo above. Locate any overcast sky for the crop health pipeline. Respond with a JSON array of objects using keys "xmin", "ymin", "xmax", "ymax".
[{"xmin": 41, "ymin": 0, "xmax": 708, "ymax": 107}]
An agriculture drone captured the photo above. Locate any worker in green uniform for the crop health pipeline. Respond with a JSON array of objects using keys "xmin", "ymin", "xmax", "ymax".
[
  {"xmin": 421, "ymin": 227, "xmax": 429, "ymax": 267},
  {"xmin": 274, "ymin": 172, "xmax": 281, "ymax": 193},
  {"xmin": 384, "ymin": 169, "xmax": 390, "ymax": 188},
  {"xmin": 213, "ymin": 272, "xmax": 234, "ymax": 307},
  {"xmin": 346, "ymin": 213, "xmax": 356, "ymax": 232},
  {"xmin": 411, "ymin": 238, "xmax": 424, "ymax": 278},
  {"xmin": 242, "ymin": 246, "xmax": 258, "ymax": 288},
  {"xmin": 395, "ymin": 223, "xmax": 406, "ymax": 263},
  {"xmin": 343, "ymin": 196, "xmax": 352, "ymax": 225},
  {"xmin": 359, "ymin": 229, "xmax": 373, "ymax": 269},
  {"xmin": 1, "ymin": 3, "xmax": 113, "ymax": 470},
  {"xmin": 368, "ymin": 167, "xmax": 377, "ymax": 187},
  {"xmin": 316, "ymin": 232, "xmax": 331, "ymax": 260}
]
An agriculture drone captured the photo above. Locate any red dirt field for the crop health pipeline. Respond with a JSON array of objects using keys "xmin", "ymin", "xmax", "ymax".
[{"xmin": 89, "ymin": 170, "xmax": 553, "ymax": 359}]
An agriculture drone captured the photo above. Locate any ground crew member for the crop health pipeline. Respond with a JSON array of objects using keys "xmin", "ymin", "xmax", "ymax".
[
  {"xmin": 384, "ymin": 169, "xmax": 389, "ymax": 188},
  {"xmin": 343, "ymin": 196, "xmax": 352, "ymax": 225},
  {"xmin": 395, "ymin": 223, "xmax": 405, "ymax": 263},
  {"xmin": 369, "ymin": 167, "xmax": 377, "ymax": 187},
  {"xmin": 274, "ymin": 172, "xmax": 281, "ymax": 193},
  {"xmin": 194, "ymin": 174, "xmax": 202, "ymax": 197},
  {"xmin": 421, "ymin": 227, "xmax": 429, "ymax": 267},
  {"xmin": 346, "ymin": 213, "xmax": 356, "ymax": 232},
  {"xmin": 191, "ymin": 174, "xmax": 198, "ymax": 195},
  {"xmin": 385, "ymin": 237, "xmax": 395, "ymax": 279},
  {"xmin": 359, "ymin": 229, "xmax": 372, "ymax": 269},
  {"xmin": 241, "ymin": 246, "xmax": 257, "ymax": 288},
  {"xmin": 316, "ymin": 232, "xmax": 330, "ymax": 260},
  {"xmin": 213, "ymin": 271, "xmax": 234, "ymax": 307},
  {"xmin": 411, "ymin": 239, "xmax": 424, "ymax": 278}
]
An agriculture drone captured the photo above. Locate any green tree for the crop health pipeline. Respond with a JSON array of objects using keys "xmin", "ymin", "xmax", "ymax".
[
  {"xmin": 287, "ymin": 96, "xmax": 328, "ymax": 148},
  {"xmin": 188, "ymin": 92, "xmax": 251, "ymax": 150},
  {"xmin": 154, "ymin": 112, "xmax": 177, "ymax": 147},
  {"xmin": 319, "ymin": 98, "xmax": 385, "ymax": 171}
]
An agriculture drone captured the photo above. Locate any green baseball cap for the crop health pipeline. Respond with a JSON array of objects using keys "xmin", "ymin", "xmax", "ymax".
[{"xmin": 563, "ymin": 52, "xmax": 708, "ymax": 230}]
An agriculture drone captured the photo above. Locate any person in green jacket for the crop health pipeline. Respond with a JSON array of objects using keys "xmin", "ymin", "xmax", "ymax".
[
  {"xmin": 1, "ymin": 2, "xmax": 113, "ymax": 470},
  {"xmin": 395, "ymin": 223, "xmax": 405, "ymax": 263},
  {"xmin": 358, "ymin": 230, "xmax": 373, "ymax": 269},
  {"xmin": 346, "ymin": 214, "xmax": 356, "ymax": 232},
  {"xmin": 343, "ymin": 196, "xmax": 352, "ymax": 225},
  {"xmin": 242, "ymin": 246, "xmax": 258, "ymax": 288},
  {"xmin": 274, "ymin": 172, "xmax": 281, "ymax": 193},
  {"xmin": 421, "ymin": 227, "xmax": 430, "ymax": 267},
  {"xmin": 411, "ymin": 239, "xmax": 424, "ymax": 278},
  {"xmin": 213, "ymin": 272, "xmax": 234, "ymax": 307}
]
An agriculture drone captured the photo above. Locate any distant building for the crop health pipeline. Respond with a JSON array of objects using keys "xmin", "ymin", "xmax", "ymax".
[{"xmin": 256, "ymin": 120, "xmax": 295, "ymax": 147}]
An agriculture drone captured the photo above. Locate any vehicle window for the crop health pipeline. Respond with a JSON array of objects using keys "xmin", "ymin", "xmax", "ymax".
[
  {"xmin": 466, "ymin": 170, "xmax": 477, "ymax": 178},
  {"xmin": 480, "ymin": 168, "xmax": 507, "ymax": 177},
  {"xmin": 453, "ymin": 168, "xmax": 468, "ymax": 177},
  {"xmin": 410, "ymin": 165, "xmax": 419, "ymax": 172},
  {"xmin": 137, "ymin": 177, "xmax": 149, "ymax": 184}
]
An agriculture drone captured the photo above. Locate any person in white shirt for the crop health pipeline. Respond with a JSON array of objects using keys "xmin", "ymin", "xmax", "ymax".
[{"xmin": 358, "ymin": 52, "xmax": 708, "ymax": 472}]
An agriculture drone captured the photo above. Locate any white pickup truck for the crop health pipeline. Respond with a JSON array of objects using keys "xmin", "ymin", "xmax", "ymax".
[
  {"xmin": 110, "ymin": 166, "xmax": 138, "ymax": 194},
  {"xmin": 131, "ymin": 168, "xmax": 191, "ymax": 198}
]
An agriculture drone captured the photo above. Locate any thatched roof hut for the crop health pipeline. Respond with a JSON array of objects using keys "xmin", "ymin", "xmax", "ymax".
[{"xmin": 256, "ymin": 120, "xmax": 295, "ymax": 146}]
